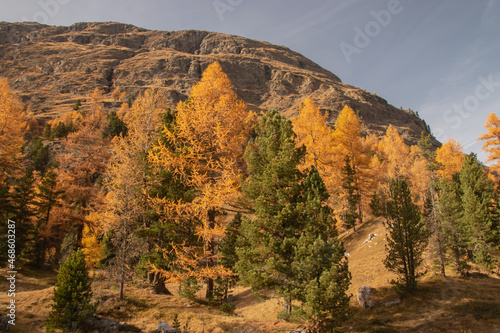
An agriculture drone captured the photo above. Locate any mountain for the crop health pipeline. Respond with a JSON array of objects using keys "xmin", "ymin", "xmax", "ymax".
[{"xmin": 0, "ymin": 21, "xmax": 434, "ymax": 145}]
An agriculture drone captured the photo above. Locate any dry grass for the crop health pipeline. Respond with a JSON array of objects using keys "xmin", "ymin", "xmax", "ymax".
[{"xmin": 2, "ymin": 219, "xmax": 499, "ymax": 332}]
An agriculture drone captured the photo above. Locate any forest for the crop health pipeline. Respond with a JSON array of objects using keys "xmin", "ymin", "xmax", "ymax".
[{"xmin": 1, "ymin": 62, "xmax": 499, "ymax": 332}]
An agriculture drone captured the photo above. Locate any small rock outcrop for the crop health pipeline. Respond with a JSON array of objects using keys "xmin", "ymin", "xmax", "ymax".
[
  {"xmin": 157, "ymin": 321, "xmax": 177, "ymax": 333},
  {"xmin": 357, "ymin": 285, "xmax": 375, "ymax": 309},
  {"xmin": 362, "ymin": 233, "xmax": 379, "ymax": 244}
]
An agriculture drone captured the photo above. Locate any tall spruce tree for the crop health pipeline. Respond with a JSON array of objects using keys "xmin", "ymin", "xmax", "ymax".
[
  {"xmin": 383, "ymin": 179, "xmax": 428, "ymax": 292},
  {"xmin": 11, "ymin": 169, "xmax": 37, "ymax": 259},
  {"xmin": 436, "ymin": 174, "xmax": 468, "ymax": 276},
  {"xmin": 236, "ymin": 110, "xmax": 350, "ymax": 330},
  {"xmin": 459, "ymin": 153, "xmax": 498, "ymax": 267},
  {"xmin": 292, "ymin": 169, "xmax": 351, "ymax": 331},
  {"xmin": 236, "ymin": 110, "xmax": 305, "ymax": 310},
  {"xmin": 34, "ymin": 168, "xmax": 62, "ymax": 266}
]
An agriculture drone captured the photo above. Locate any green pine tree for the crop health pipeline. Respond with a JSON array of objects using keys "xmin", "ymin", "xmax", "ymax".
[
  {"xmin": 236, "ymin": 110, "xmax": 305, "ymax": 313},
  {"xmin": 436, "ymin": 174, "xmax": 468, "ymax": 276},
  {"xmin": 219, "ymin": 213, "xmax": 242, "ymax": 273},
  {"xmin": 46, "ymin": 249, "xmax": 95, "ymax": 332},
  {"xmin": 341, "ymin": 156, "xmax": 360, "ymax": 231},
  {"xmin": 383, "ymin": 179, "xmax": 428, "ymax": 292},
  {"xmin": 236, "ymin": 110, "xmax": 350, "ymax": 329},
  {"xmin": 43, "ymin": 122, "xmax": 52, "ymax": 140},
  {"xmin": 417, "ymin": 131, "xmax": 435, "ymax": 161},
  {"xmin": 292, "ymin": 169, "xmax": 351, "ymax": 331},
  {"xmin": 34, "ymin": 169, "xmax": 62, "ymax": 266},
  {"xmin": 459, "ymin": 153, "xmax": 498, "ymax": 268},
  {"xmin": 103, "ymin": 110, "xmax": 128, "ymax": 138},
  {"xmin": 10, "ymin": 169, "xmax": 37, "ymax": 259}
]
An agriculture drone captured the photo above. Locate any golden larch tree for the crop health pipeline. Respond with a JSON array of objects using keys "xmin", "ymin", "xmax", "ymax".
[
  {"xmin": 435, "ymin": 138, "xmax": 465, "ymax": 180},
  {"xmin": 148, "ymin": 62, "xmax": 252, "ymax": 298},
  {"xmin": 105, "ymin": 89, "xmax": 167, "ymax": 299},
  {"xmin": 332, "ymin": 105, "xmax": 371, "ymax": 224},
  {"xmin": 56, "ymin": 88, "xmax": 110, "ymax": 245},
  {"xmin": 377, "ymin": 125, "xmax": 431, "ymax": 210},
  {"xmin": 479, "ymin": 113, "xmax": 500, "ymax": 173},
  {"xmin": 0, "ymin": 78, "xmax": 26, "ymax": 181},
  {"xmin": 292, "ymin": 98, "xmax": 335, "ymax": 191},
  {"xmin": 379, "ymin": 124, "xmax": 410, "ymax": 180}
]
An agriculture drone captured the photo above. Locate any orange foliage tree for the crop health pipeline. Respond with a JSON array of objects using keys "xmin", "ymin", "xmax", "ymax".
[
  {"xmin": 435, "ymin": 138, "xmax": 465, "ymax": 180},
  {"xmin": 104, "ymin": 89, "xmax": 166, "ymax": 299},
  {"xmin": 0, "ymin": 78, "xmax": 26, "ymax": 182},
  {"xmin": 479, "ymin": 113, "xmax": 500, "ymax": 174},
  {"xmin": 148, "ymin": 62, "xmax": 252, "ymax": 298},
  {"xmin": 377, "ymin": 125, "xmax": 431, "ymax": 209},
  {"xmin": 332, "ymin": 106, "xmax": 371, "ymax": 224},
  {"xmin": 55, "ymin": 88, "xmax": 110, "ymax": 257},
  {"xmin": 292, "ymin": 98, "xmax": 335, "ymax": 178}
]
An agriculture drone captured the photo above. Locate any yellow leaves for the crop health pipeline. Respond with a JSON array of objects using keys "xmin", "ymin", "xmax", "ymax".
[
  {"xmin": 379, "ymin": 125, "xmax": 410, "ymax": 178},
  {"xmin": 333, "ymin": 106, "xmax": 365, "ymax": 159},
  {"xmin": 148, "ymin": 62, "xmax": 250, "ymax": 284},
  {"xmin": 82, "ymin": 213, "xmax": 105, "ymax": 269},
  {"xmin": 292, "ymin": 97, "xmax": 334, "ymax": 170},
  {"xmin": 0, "ymin": 78, "xmax": 26, "ymax": 181},
  {"xmin": 479, "ymin": 113, "xmax": 500, "ymax": 173},
  {"xmin": 377, "ymin": 125, "xmax": 431, "ymax": 209},
  {"xmin": 150, "ymin": 62, "xmax": 250, "ymax": 206},
  {"xmin": 435, "ymin": 138, "xmax": 464, "ymax": 180}
]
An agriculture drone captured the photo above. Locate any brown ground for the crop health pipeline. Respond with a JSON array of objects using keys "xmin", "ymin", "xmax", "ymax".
[{"xmin": 1, "ymin": 218, "xmax": 499, "ymax": 333}]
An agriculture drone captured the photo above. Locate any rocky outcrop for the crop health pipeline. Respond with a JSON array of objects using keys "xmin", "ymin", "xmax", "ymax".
[
  {"xmin": 357, "ymin": 285, "xmax": 375, "ymax": 309},
  {"xmin": 157, "ymin": 321, "xmax": 177, "ymax": 333},
  {"xmin": 0, "ymin": 21, "xmax": 435, "ymax": 145}
]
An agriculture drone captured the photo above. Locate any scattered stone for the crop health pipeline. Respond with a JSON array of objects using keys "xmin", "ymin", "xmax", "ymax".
[
  {"xmin": 362, "ymin": 233, "xmax": 378, "ymax": 244},
  {"xmin": 383, "ymin": 297, "xmax": 401, "ymax": 307},
  {"xmin": 81, "ymin": 317, "xmax": 120, "ymax": 333},
  {"xmin": 357, "ymin": 285, "xmax": 375, "ymax": 309},
  {"xmin": 0, "ymin": 314, "xmax": 9, "ymax": 331},
  {"xmin": 157, "ymin": 320, "xmax": 177, "ymax": 333}
]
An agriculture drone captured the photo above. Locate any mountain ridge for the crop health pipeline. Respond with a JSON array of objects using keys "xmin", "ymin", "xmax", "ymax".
[{"xmin": 0, "ymin": 21, "xmax": 435, "ymax": 145}]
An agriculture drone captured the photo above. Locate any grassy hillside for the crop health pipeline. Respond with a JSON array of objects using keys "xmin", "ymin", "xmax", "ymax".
[{"xmin": 1, "ymin": 218, "xmax": 499, "ymax": 333}]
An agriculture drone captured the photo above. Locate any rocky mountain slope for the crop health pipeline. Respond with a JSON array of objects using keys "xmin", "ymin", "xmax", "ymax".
[{"xmin": 0, "ymin": 21, "xmax": 434, "ymax": 144}]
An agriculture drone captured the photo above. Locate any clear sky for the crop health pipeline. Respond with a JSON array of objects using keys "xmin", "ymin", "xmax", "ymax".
[{"xmin": 1, "ymin": 0, "xmax": 499, "ymax": 160}]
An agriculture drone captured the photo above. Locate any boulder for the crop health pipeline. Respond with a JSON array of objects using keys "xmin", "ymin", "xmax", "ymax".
[
  {"xmin": 357, "ymin": 285, "xmax": 375, "ymax": 309},
  {"xmin": 157, "ymin": 320, "xmax": 177, "ymax": 333}
]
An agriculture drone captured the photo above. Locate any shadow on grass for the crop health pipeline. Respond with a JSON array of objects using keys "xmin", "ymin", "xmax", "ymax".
[{"xmin": 341, "ymin": 274, "xmax": 500, "ymax": 333}]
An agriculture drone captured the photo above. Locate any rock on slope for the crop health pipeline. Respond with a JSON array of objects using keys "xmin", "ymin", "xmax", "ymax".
[{"xmin": 0, "ymin": 21, "xmax": 433, "ymax": 144}]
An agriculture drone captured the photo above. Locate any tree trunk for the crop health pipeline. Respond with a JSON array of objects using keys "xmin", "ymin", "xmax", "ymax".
[
  {"xmin": 454, "ymin": 248, "xmax": 463, "ymax": 277},
  {"xmin": 284, "ymin": 298, "xmax": 292, "ymax": 315},
  {"xmin": 205, "ymin": 209, "xmax": 217, "ymax": 299},
  {"xmin": 436, "ymin": 232, "xmax": 446, "ymax": 277},
  {"xmin": 149, "ymin": 271, "xmax": 172, "ymax": 295},
  {"xmin": 205, "ymin": 278, "xmax": 214, "ymax": 300},
  {"xmin": 119, "ymin": 270, "xmax": 125, "ymax": 300}
]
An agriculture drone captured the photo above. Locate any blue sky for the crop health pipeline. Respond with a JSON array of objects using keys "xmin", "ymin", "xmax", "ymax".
[{"xmin": 1, "ymin": 0, "xmax": 499, "ymax": 160}]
